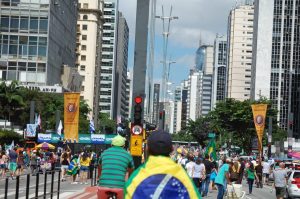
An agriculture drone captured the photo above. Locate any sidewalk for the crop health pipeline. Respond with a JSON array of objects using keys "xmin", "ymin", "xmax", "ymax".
[{"xmin": 67, "ymin": 186, "xmax": 98, "ymax": 199}]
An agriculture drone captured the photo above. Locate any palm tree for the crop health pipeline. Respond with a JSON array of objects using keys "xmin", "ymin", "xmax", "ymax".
[{"xmin": 0, "ymin": 81, "xmax": 25, "ymax": 126}]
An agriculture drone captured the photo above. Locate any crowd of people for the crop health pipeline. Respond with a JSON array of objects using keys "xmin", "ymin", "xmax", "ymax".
[
  {"xmin": 0, "ymin": 143, "xmax": 99, "ymax": 185},
  {"xmin": 0, "ymin": 132, "xmax": 291, "ymax": 199}
]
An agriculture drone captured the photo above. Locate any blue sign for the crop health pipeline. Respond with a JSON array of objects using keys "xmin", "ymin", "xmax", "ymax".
[
  {"xmin": 38, "ymin": 134, "xmax": 52, "ymax": 143},
  {"xmin": 91, "ymin": 134, "xmax": 105, "ymax": 144}
]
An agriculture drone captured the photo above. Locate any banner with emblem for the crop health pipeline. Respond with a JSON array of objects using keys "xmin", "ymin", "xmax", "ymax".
[
  {"xmin": 251, "ymin": 104, "xmax": 268, "ymax": 154},
  {"xmin": 64, "ymin": 93, "xmax": 80, "ymax": 142}
]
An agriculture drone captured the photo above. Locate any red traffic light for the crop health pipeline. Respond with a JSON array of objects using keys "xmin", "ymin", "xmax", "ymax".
[{"xmin": 135, "ymin": 96, "xmax": 142, "ymax": 104}]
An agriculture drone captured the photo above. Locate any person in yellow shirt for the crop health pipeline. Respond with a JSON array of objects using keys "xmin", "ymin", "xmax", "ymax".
[{"xmin": 80, "ymin": 152, "xmax": 91, "ymax": 184}]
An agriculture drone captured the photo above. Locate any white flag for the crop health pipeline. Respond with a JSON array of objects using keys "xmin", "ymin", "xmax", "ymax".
[{"xmin": 57, "ymin": 120, "xmax": 63, "ymax": 136}]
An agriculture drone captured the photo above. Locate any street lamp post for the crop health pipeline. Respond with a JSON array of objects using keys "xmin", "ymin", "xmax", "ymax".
[
  {"xmin": 288, "ymin": 70, "xmax": 295, "ymax": 151},
  {"xmin": 156, "ymin": 6, "xmax": 178, "ymax": 103}
]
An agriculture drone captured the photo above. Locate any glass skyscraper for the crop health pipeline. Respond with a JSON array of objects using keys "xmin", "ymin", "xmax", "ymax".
[
  {"xmin": 195, "ymin": 46, "xmax": 205, "ymax": 71},
  {"xmin": 0, "ymin": 0, "xmax": 77, "ymax": 85}
]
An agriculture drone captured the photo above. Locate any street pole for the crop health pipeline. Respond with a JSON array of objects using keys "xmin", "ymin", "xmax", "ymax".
[
  {"xmin": 287, "ymin": 70, "xmax": 294, "ymax": 152},
  {"xmin": 156, "ymin": 6, "xmax": 178, "ymax": 103},
  {"xmin": 268, "ymin": 117, "xmax": 272, "ymax": 159}
]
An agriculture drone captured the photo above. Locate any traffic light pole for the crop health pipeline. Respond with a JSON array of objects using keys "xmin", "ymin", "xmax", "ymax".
[{"xmin": 131, "ymin": 0, "xmax": 150, "ymax": 168}]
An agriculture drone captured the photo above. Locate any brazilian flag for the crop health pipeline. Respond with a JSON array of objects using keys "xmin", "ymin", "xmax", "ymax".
[
  {"xmin": 125, "ymin": 156, "xmax": 201, "ymax": 199},
  {"xmin": 205, "ymin": 139, "xmax": 217, "ymax": 161}
]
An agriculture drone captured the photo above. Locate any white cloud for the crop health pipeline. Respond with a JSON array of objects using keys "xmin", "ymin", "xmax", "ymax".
[
  {"xmin": 175, "ymin": 54, "xmax": 196, "ymax": 68},
  {"xmin": 119, "ymin": 0, "xmax": 236, "ymax": 47}
]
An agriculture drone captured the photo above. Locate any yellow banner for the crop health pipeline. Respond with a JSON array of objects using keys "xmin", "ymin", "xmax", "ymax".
[
  {"xmin": 64, "ymin": 93, "xmax": 80, "ymax": 142},
  {"xmin": 251, "ymin": 104, "xmax": 268, "ymax": 153}
]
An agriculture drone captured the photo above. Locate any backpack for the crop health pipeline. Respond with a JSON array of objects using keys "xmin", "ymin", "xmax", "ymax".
[{"xmin": 230, "ymin": 163, "xmax": 241, "ymax": 181}]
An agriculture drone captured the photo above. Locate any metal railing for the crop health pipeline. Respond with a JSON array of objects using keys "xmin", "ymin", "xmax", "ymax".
[{"xmin": 4, "ymin": 170, "xmax": 61, "ymax": 199}]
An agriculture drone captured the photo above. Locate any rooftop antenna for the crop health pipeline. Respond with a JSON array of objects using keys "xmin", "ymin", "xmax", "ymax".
[{"xmin": 199, "ymin": 32, "xmax": 202, "ymax": 46}]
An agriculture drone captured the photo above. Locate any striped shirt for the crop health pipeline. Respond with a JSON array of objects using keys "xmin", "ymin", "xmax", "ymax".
[{"xmin": 98, "ymin": 146, "xmax": 134, "ymax": 188}]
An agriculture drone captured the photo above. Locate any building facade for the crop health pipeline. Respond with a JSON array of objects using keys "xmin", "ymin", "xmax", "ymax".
[
  {"xmin": 227, "ymin": 3, "xmax": 254, "ymax": 100},
  {"xmin": 252, "ymin": 0, "xmax": 300, "ymax": 137},
  {"xmin": 187, "ymin": 69, "xmax": 201, "ymax": 121},
  {"xmin": 114, "ymin": 12, "xmax": 129, "ymax": 121},
  {"xmin": 181, "ymin": 80, "xmax": 188, "ymax": 129},
  {"xmin": 99, "ymin": 0, "xmax": 118, "ymax": 118},
  {"xmin": 173, "ymin": 86, "xmax": 182, "ymax": 133},
  {"xmin": 77, "ymin": 0, "xmax": 104, "ymax": 120},
  {"xmin": 124, "ymin": 71, "xmax": 131, "ymax": 119},
  {"xmin": 152, "ymin": 83, "xmax": 160, "ymax": 126},
  {"xmin": 212, "ymin": 35, "xmax": 227, "ymax": 107},
  {"xmin": 200, "ymin": 45, "xmax": 214, "ymax": 115},
  {"xmin": 0, "ymin": 0, "xmax": 78, "ymax": 85}
]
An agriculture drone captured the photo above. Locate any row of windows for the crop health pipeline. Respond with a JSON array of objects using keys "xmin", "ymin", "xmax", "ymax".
[
  {"xmin": 0, "ymin": 15, "xmax": 48, "ymax": 34},
  {"xmin": 0, "ymin": 35, "xmax": 47, "ymax": 58}
]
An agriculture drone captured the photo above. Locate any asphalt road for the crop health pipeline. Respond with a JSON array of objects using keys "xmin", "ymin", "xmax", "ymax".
[
  {"xmin": 205, "ymin": 181, "xmax": 275, "ymax": 199},
  {"xmin": 0, "ymin": 170, "xmax": 94, "ymax": 199}
]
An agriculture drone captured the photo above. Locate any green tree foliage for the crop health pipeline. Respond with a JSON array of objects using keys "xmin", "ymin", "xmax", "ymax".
[
  {"xmin": 98, "ymin": 112, "xmax": 116, "ymax": 134},
  {"xmin": 0, "ymin": 81, "xmax": 25, "ymax": 123},
  {"xmin": 171, "ymin": 130, "xmax": 194, "ymax": 142},
  {"xmin": 0, "ymin": 81, "xmax": 91, "ymax": 132},
  {"xmin": 0, "ymin": 129, "xmax": 23, "ymax": 145},
  {"xmin": 209, "ymin": 98, "xmax": 279, "ymax": 154},
  {"xmin": 186, "ymin": 117, "xmax": 211, "ymax": 145}
]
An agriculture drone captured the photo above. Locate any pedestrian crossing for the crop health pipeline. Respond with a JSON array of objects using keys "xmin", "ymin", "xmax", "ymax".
[{"xmin": 0, "ymin": 191, "xmax": 80, "ymax": 199}]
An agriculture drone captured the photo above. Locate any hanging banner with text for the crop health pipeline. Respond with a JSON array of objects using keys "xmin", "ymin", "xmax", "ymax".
[
  {"xmin": 251, "ymin": 104, "xmax": 268, "ymax": 154},
  {"xmin": 64, "ymin": 93, "xmax": 80, "ymax": 142}
]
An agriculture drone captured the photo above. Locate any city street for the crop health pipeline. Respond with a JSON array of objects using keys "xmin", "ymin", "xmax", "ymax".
[
  {"xmin": 0, "ymin": 171, "xmax": 93, "ymax": 199},
  {"xmin": 206, "ymin": 181, "xmax": 275, "ymax": 199}
]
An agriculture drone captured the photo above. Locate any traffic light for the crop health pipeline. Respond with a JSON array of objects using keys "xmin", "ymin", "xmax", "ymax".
[
  {"xmin": 134, "ymin": 96, "xmax": 143, "ymax": 125},
  {"xmin": 159, "ymin": 110, "xmax": 165, "ymax": 120}
]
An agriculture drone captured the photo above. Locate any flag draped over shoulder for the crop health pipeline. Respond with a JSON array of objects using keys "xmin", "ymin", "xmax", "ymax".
[
  {"xmin": 125, "ymin": 156, "xmax": 201, "ymax": 199},
  {"xmin": 205, "ymin": 139, "xmax": 217, "ymax": 161}
]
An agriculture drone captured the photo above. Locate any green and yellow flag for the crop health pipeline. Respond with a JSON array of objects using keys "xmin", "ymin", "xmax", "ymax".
[{"xmin": 205, "ymin": 139, "xmax": 217, "ymax": 161}]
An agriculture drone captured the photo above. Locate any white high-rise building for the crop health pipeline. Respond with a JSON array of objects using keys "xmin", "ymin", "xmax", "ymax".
[
  {"xmin": 100, "ymin": 0, "xmax": 118, "ymax": 118},
  {"xmin": 227, "ymin": 3, "xmax": 254, "ymax": 100},
  {"xmin": 187, "ymin": 70, "xmax": 201, "ymax": 121},
  {"xmin": 173, "ymin": 86, "xmax": 182, "ymax": 133},
  {"xmin": 252, "ymin": 0, "xmax": 300, "ymax": 136},
  {"xmin": 212, "ymin": 35, "xmax": 227, "ymax": 107},
  {"xmin": 200, "ymin": 45, "xmax": 214, "ymax": 115},
  {"xmin": 77, "ymin": 0, "xmax": 104, "ymax": 120}
]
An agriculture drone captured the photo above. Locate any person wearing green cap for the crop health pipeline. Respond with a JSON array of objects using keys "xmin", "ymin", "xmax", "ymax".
[{"xmin": 98, "ymin": 134, "xmax": 134, "ymax": 190}]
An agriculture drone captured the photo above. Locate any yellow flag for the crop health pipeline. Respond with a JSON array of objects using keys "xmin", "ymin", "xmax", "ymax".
[
  {"xmin": 64, "ymin": 93, "xmax": 80, "ymax": 142},
  {"xmin": 251, "ymin": 104, "xmax": 268, "ymax": 153}
]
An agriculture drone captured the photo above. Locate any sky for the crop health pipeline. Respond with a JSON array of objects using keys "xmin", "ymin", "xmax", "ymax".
[{"xmin": 119, "ymin": 0, "xmax": 238, "ymax": 87}]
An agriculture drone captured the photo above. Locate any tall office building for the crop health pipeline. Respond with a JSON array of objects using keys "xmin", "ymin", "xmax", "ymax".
[
  {"xmin": 152, "ymin": 83, "xmax": 160, "ymax": 126},
  {"xmin": 0, "ymin": 0, "xmax": 78, "ymax": 85},
  {"xmin": 212, "ymin": 35, "xmax": 227, "ymax": 107},
  {"xmin": 114, "ymin": 12, "xmax": 129, "ymax": 120},
  {"xmin": 199, "ymin": 45, "xmax": 214, "ymax": 115},
  {"xmin": 187, "ymin": 69, "xmax": 201, "ymax": 121},
  {"xmin": 124, "ymin": 71, "xmax": 131, "ymax": 119},
  {"xmin": 227, "ymin": 2, "xmax": 254, "ymax": 100},
  {"xmin": 173, "ymin": 86, "xmax": 182, "ymax": 133},
  {"xmin": 100, "ymin": 0, "xmax": 118, "ymax": 118},
  {"xmin": 181, "ymin": 80, "xmax": 188, "ymax": 129},
  {"xmin": 77, "ymin": 0, "xmax": 104, "ymax": 120},
  {"xmin": 252, "ymin": 0, "xmax": 300, "ymax": 137}
]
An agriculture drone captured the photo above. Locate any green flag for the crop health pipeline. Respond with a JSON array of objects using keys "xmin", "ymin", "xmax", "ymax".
[{"xmin": 205, "ymin": 139, "xmax": 217, "ymax": 161}]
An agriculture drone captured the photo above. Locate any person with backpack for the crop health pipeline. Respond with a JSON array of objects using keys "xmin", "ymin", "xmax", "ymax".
[
  {"xmin": 230, "ymin": 157, "xmax": 241, "ymax": 183},
  {"xmin": 255, "ymin": 159, "xmax": 263, "ymax": 188},
  {"xmin": 202, "ymin": 154, "xmax": 215, "ymax": 197},
  {"xmin": 245, "ymin": 162, "xmax": 258, "ymax": 195}
]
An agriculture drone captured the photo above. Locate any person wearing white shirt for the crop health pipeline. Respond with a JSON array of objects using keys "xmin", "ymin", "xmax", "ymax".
[
  {"xmin": 185, "ymin": 155, "xmax": 196, "ymax": 178},
  {"xmin": 192, "ymin": 158, "xmax": 206, "ymax": 195},
  {"xmin": 262, "ymin": 159, "xmax": 271, "ymax": 185}
]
